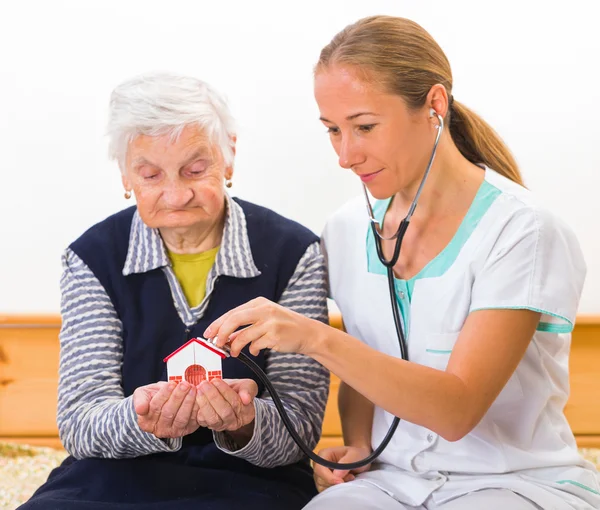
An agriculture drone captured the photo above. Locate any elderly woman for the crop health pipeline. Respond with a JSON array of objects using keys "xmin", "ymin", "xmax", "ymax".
[{"xmin": 19, "ymin": 73, "xmax": 329, "ymax": 510}]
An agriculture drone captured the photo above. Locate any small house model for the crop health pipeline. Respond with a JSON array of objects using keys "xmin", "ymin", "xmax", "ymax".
[{"xmin": 163, "ymin": 337, "xmax": 227, "ymax": 385}]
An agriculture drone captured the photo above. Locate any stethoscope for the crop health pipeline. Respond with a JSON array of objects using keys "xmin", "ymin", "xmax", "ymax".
[
  {"xmin": 363, "ymin": 108, "xmax": 444, "ymax": 362},
  {"xmin": 221, "ymin": 108, "xmax": 445, "ymax": 470}
]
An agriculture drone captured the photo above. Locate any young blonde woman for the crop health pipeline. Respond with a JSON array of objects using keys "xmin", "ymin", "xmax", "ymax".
[{"xmin": 206, "ymin": 15, "xmax": 600, "ymax": 510}]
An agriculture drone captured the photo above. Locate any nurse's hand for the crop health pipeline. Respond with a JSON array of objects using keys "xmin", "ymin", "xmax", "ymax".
[
  {"xmin": 195, "ymin": 378, "xmax": 257, "ymax": 437},
  {"xmin": 133, "ymin": 381, "xmax": 200, "ymax": 438},
  {"xmin": 313, "ymin": 446, "xmax": 372, "ymax": 492},
  {"xmin": 204, "ymin": 297, "xmax": 325, "ymax": 357}
]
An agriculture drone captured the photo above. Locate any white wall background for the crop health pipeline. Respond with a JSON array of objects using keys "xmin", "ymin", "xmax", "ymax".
[{"xmin": 1, "ymin": 0, "xmax": 599, "ymax": 314}]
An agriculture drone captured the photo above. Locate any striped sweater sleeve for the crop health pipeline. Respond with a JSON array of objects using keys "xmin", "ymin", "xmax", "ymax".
[
  {"xmin": 213, "ymin": 241, "xmax": 330, "ymax": 467},
  {"xmin": 57, "ymin": 248, "xmax": 181, "ymax": 459}
]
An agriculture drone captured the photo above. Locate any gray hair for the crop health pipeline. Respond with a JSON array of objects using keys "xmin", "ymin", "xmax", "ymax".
[{"xmin": 107, "ymin": 72, "xmax": 236, "ymax": 171}]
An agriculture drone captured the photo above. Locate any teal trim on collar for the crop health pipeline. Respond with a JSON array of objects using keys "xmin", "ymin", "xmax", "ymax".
[
  {"xmin": 366, "ymin": 178, "xmax": 502, "ymax": 299},
  {"xmin": 365, "ymin": 196, "xmax": 392, "ymax": 278}
]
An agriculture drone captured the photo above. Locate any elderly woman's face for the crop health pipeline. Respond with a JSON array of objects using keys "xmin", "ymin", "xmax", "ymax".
[{"xmin": 122, "ymin": 124, "xmax": 232, "ymax": 230}]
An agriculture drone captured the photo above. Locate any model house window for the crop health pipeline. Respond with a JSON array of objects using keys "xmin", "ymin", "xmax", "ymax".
[{"xmin": 184, "ymin": 364, "xmax": 207, "ymax": 385}]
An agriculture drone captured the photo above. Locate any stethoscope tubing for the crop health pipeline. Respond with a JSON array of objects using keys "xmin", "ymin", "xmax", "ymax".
[{"xmin": 218, "ymin": 111, "xmax": 445, "ymax": 469}]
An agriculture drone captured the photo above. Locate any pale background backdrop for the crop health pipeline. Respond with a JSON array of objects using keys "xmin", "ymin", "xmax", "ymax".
[{"xmin": 1, "ymin": 0, "xmax": 599, "ymax": 313}]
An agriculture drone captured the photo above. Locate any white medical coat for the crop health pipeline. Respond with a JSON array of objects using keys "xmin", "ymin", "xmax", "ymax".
[{"xmin": 322, "ymin": 169, "xmax": 600, "ymax": 509}]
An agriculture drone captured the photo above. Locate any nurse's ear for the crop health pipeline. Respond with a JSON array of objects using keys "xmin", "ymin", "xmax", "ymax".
[{"xmin": 426, "ymin": 83, "xmax": 450, "ymax": 120}]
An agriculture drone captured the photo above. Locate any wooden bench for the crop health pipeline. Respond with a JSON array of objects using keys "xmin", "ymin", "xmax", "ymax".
[{"xmin": 1, "ymin": 314, "xmax": 599, "ymax": 450}]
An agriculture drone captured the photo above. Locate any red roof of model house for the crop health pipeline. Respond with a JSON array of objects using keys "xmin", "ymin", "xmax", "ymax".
[{"xmin": 163, "ymin": 337, "xmax": 228, "ymax": 362}]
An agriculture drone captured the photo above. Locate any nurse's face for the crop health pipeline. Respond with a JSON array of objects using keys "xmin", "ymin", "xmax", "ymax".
[{"xmin": 314, "ymin": 65, "xmax": 435, "ymax": 200}]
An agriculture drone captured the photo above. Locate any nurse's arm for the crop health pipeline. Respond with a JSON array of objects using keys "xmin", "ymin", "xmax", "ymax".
[
  {"xmin": 309, "ymin": 308, "xmax": 540, "ymax": 442},
  {"xmin": 339, "ymin": 381, "xmax": 374, "ymax": 449}
]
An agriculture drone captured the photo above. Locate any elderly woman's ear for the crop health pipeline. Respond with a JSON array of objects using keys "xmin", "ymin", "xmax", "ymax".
[
  {"xmin": 121, "ymin": 173, "xmax": 133, "ymax": 199},
  {"xmin": 225, "ymin": 136, "xmax": 237, "ymax": 187}
]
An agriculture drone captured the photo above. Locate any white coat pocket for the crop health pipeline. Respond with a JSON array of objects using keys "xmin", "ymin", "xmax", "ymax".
[{"xmin": 423, "ymin": 332, "xmax": 459, "ymax": 370}]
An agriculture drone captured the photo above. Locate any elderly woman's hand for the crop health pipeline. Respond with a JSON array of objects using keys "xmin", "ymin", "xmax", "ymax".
[
  {"xmin": 195, "ymin": 378, "xmax": 257, "ymax": 440},
  {"xmin": 133, "ymin": 381, "xmax": 200, "ymax": 438},
  {"xmin": 204, "ymin": 297, "xmax": 326, "ymax": 357}
]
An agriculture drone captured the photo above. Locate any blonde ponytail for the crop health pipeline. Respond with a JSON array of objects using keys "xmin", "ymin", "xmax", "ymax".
[{"xmin": 450, "ymin": 100, "xmax": 523, "ymax": 185}]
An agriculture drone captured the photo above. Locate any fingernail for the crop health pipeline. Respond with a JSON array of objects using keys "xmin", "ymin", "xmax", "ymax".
[
  {"xmin": 179, "ymin": 382, "xmax": 189, "ymax": 391},
  {"xmin": 204, "ymin": 328, "xmax": 212, "ymax": 337}
]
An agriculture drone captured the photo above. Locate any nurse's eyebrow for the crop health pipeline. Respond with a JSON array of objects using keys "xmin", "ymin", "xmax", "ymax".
[{"xmin": 319, "ymin": 112, "xmax": 380, "ymax": 122}]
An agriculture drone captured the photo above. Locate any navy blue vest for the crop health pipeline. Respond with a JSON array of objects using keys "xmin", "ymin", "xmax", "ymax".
[
  {"xmin": 20, "ymin": 201, "xmax": 321, "ymax": 509},
  {"xmin": 70, "ymin": 198, "xmax": 318, "ymax": 448}
]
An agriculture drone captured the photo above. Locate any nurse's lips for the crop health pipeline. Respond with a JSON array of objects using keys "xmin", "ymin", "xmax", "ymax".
[{"xmin": 358, "ymin": 169, "xmax": 383, "ymax": 183}]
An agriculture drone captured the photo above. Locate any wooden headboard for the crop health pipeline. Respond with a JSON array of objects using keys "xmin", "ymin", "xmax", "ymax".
[{"xmin": 1, "ymin": 313, "xmax": 599, "ymax": 449}]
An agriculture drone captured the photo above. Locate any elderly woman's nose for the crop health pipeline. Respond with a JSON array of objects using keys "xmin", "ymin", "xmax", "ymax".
[{"xmin": 161, "ymin": 181, "xmax": 194, "ymax": 206}]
